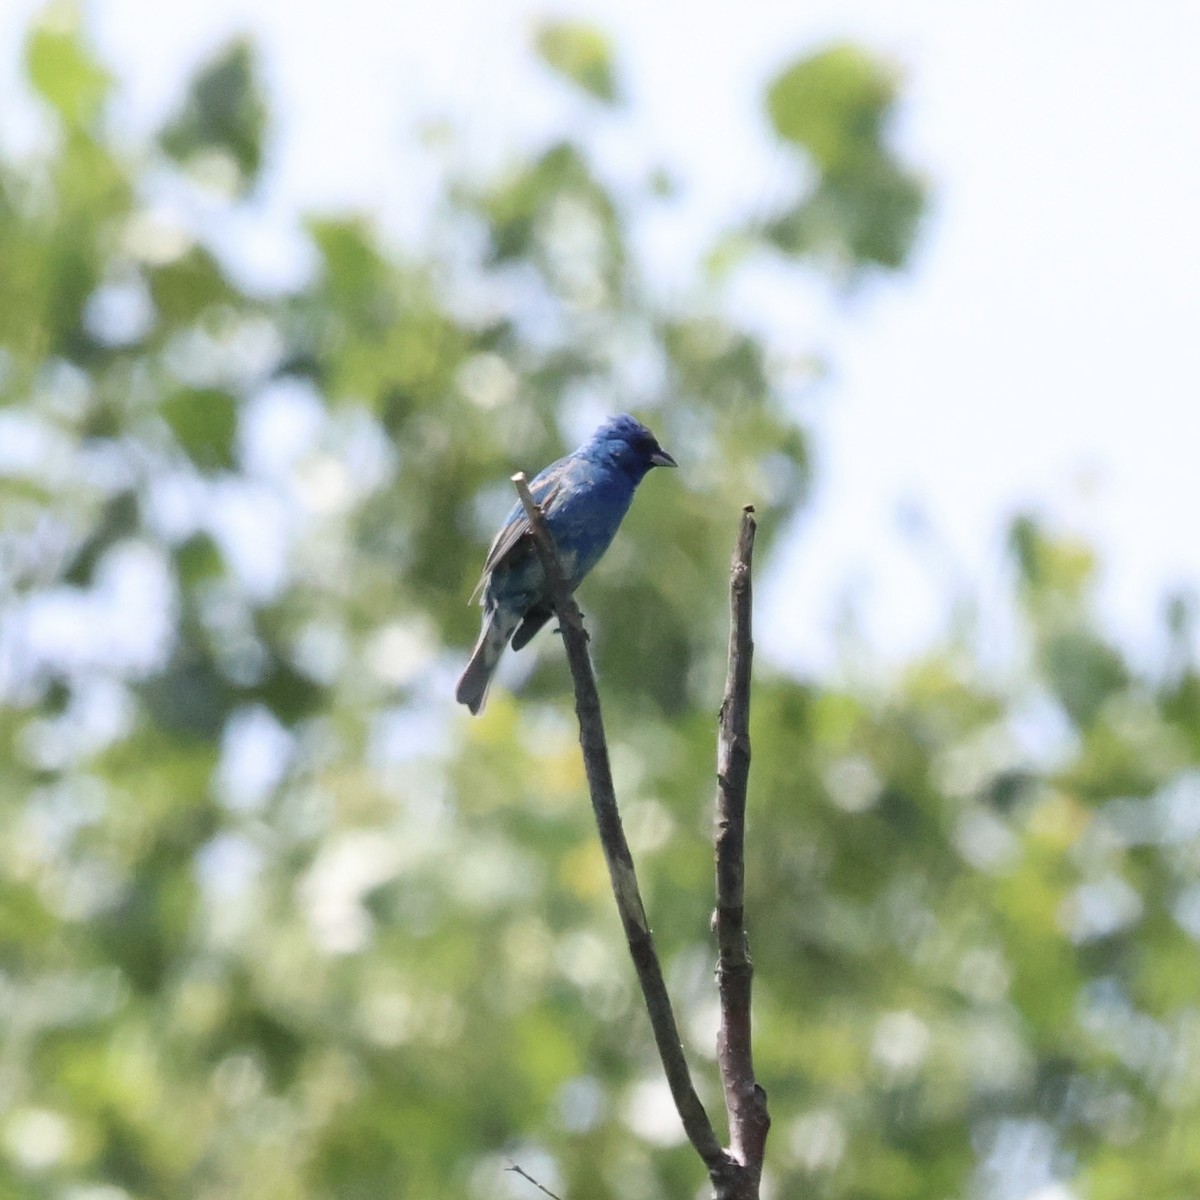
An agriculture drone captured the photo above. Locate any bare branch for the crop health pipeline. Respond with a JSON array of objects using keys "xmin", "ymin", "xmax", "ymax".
[
  {"xmin": 713, "ymin": 507, "xmax": 770, "ymax": 1186},
  {"xmin": 511, "ymin": 473, "xmax": 730, "ymax": 1176}
]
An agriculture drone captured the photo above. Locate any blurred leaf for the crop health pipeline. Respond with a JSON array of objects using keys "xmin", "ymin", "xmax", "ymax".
[
  {"xmin": 481, "ymin": 140, "xmax": 621, "ymax": 269},
  {"xmin": 767, "ymin": 44, "xmax": 896, "ymax": 169},
  {"xmin": 0, "ymin": 881, "xmax": 59, "ymax": 959},
  {"xmin": 1165, "ymin": 588, "xmax": 1195, "ymax": 644},
  {"xmin": 63, "ymin": 490, "xmax": 139, "ymax": 585},
  {"xmin": 160, "ymin": 39, "xmax": 266, "ymax": 189},
  {"xmin": 160, "ymin": 387, "xmax": 238, "ymax": 470},
  {"xmin": 766, "ymin": 155, "xmax": 924, "ymax": 269},
  {"xmin": 148, "ymin": 247, "xmax": 232, "ymax": 325},
  {"xmin": 139, "ymin": 646, "xmax": 232, "ymax": 739},
  {"xmin": 763, "ymin": 45, "xmax": 923, "ymax": 270},
  {"xmin": 3, "ymin": 131, "xmax": 129, "ymax": 358},
  {"xmin": 1010, "ymin": 513, "xmax": 1098, "ymax": 603},
  {"xmin": 175, "ymin": 532, "xmax": 224, "ymax": 588},
  {"xmin": 1043, "ymin": 630, "xmax": 1128, "ymax": 728},
  {"xmin": 252, "ymin": 656, "xmax": 326, "ymax": 725},
  {"xmin": 308, "ymin": 216, "xmax": 390, "ymax": 324},
  {"xmin": 534, "ymin": 19, "xmax": 619, "ymax": 103},
  {"xmin": 1010, "ymin": 513, "xmax": 1043, "ymax": 584},
  {"xmin": 24, "ymin": 3, "xmax": 111, "ymax": 128}
]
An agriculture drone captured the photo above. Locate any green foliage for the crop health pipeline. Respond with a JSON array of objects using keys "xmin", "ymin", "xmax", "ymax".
[
  {"xmin": 534, "ymin": 20, "xmax": 620, "ymax": 103},
  {"xmin": 160, "ymin": 39, "xmax": 267, "ymax": 191},
  {"xmin": 768, "ymin": 44, "xmax": 896, "ymax": 170},
  {"xmin": 3, "ymin": 13, "xmax": 1197, "ymax": 1200},
  {"xmin": 765, "ymin": 44, "xmax": 925, "ymax": 270},
  {"xmin": 160, "ymin": 388, "xmax": 239, "ymax": 471},
  {"xmin": 25, "ymin": 1, "xmax": 112, "ymax": 128}
]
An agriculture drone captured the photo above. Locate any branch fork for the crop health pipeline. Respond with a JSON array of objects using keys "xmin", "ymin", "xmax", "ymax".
[{"xmin": 512, "ymin": 475, "xmax": 768, "ymax": 1198}]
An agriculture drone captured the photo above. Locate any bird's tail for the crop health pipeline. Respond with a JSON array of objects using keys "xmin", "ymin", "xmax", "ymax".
[{"xmin": 455, "ymin": 612, "xmax": 511, "ymax": 715}]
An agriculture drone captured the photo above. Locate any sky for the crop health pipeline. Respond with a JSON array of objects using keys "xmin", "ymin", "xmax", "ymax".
[{"xmin": 3, "ymin": 0, "xmax": 1199, "ymax": 678}]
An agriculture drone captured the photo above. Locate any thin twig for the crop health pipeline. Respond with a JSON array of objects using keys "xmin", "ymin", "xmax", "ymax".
[
  {"xmin": 713, "ymin": 506, "xmax": 769, "ymax": 1190},
  {"xmin": 505, "ymin": 1162, "xmax": 563, "ymax": 1200},
  {"xmin": 511, "ymin": 473, "xmax": 730, "ymax": 1176}
]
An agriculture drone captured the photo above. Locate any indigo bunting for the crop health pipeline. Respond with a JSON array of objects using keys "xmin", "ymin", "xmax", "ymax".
[{"xmin": 456, "ymin": 414, "xmax": 677, "ymax": 714}]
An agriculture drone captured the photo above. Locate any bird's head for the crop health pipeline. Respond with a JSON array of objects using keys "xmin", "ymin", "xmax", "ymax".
[{"xmin": 589, "ymin": 414, "xmax": 677, "ymax": 482}]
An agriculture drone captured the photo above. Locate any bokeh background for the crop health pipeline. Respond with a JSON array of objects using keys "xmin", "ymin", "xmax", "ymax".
[{"xmin": 3, "ymin": 2, "xmax": 1200, "ymax": 1198}]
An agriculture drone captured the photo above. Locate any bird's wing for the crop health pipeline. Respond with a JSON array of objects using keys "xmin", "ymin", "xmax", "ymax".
[{"xmin": 468, "ymin": 461, "xmax": 568, "ymax": 604}]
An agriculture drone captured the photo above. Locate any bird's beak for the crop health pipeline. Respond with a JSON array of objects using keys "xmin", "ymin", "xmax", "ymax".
[{"xmin": 650, "ymin": 446, "xmax": 677, "ymax": 468}]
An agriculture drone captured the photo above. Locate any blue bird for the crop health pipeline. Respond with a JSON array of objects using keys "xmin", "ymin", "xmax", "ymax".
[{"xmin": 456, "ymin": 414, "xmax": 677, "ymax": 714}]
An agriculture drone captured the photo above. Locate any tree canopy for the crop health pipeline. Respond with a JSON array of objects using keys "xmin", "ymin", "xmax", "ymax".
[{"xmin": 2, "ymin": 9, "xmax": 1198, "ymax": 1200}]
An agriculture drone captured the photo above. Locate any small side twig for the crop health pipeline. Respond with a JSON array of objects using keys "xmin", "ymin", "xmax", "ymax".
[
  {"xmin": 506, "ymin": 1162, "xmax": 563, "ymax": 1200},
  {"xmin": 512, "ymin": 473, "xmax": 730, "ymax": 1177},
  {"xmin": 712, "ymin": 506, "xmax": 770, "ymax": 1193}
]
